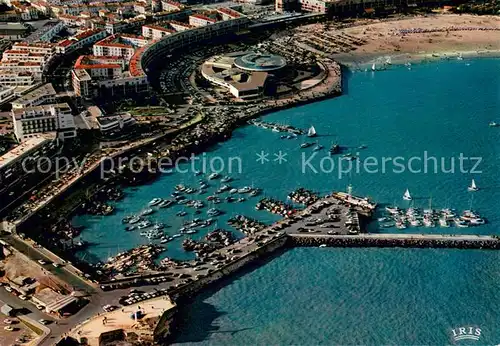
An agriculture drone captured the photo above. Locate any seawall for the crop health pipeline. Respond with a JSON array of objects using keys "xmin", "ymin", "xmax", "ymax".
[{"xmin": 287, "ymin": 233, "xmax": 500, "ymax": 250}]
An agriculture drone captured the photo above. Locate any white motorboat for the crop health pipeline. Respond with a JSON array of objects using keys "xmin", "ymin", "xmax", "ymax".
[
  {"xmin": 158, "ymin": 199, "xmax": 174, "ymax": 208},
  {"xmin": 137, "ymin": 220, "xmax": 152, "ymax": 229},
  {"xmin": 140, "ymin": 208, "xmax": 154, "ymax": 216},
  {"xmin": 470, "ymin": 218, "xmax": 486, "ymax": 226},
  {"xmin": 208, "ymin": 173, "xmax": 219, "ymax": 180},
  {"xmin": 129, "ymin": 216, "xmax": 141, "ymax": 224},
  {"xmin": 149, "ymin": 198, "xmax": 163, "ymax": 206},
  {"xmin": 455, "ymin": 219, "xmax": 469, "ymax": 228},
  {"xmin": 238, "ymin": 186, "xmax": 252, "ymax": 194},
  {"xmin": 385, "ymin": 206, "xmax": 401, "ymax": 215},
  {"xmin": 207, "ymin": 208, "xmax": 221, "ymax": 216},
  {"xmin": 221, "ymin": 176, "xmax": 232, "ymax": 183},
  {"xmin": 439, "ymin": 218, "xmax": 450, "ymax": 227}
]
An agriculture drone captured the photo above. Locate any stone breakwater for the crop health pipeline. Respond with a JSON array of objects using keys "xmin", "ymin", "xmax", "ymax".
[{"xmin": 287, "ymin": 234, "xmax": 500, "ymax": 250}]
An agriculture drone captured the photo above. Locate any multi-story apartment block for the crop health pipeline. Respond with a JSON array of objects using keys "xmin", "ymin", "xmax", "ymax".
[
  {"xmin": 93, "ymin": 34, "xmax": 148, "ymax": 61},
  {"xmin": 11, "ymin": 83, "xmax": 57, "ymax": 109},
  {"xmin": 55, "ymin": 29, "xmax": 107, "ymax": 55},
  {"xmin": 142, "ymin": 24, "xmax": 175, "ymax": 41},
  {"xmin": 189, "ymin": 13, "xmax": 218, "ymax": 27},
  {"xmin": 12, "ymin": 103, "xmax": 76, "ymax": 141}
]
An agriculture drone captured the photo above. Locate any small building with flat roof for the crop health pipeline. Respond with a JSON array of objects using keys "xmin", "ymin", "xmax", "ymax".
[{"xmin": 11, "ymin": 83, "xmax": 57, "ymax": 109}]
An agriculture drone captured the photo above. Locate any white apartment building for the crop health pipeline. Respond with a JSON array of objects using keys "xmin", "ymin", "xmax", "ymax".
[
  {"xmin": 189, "ymin": 14, "xmax": 217, "ymax": 27},
  {"xmin": 142, "ymin": 24, "xmax": 174, "ymax": 41},
  {"xmin": 11, "ymin": 42, "xmax": 55, "ymax": 56},
  {"xmin": 93, "ymin": 34, "xmax": 148, "ymax": 62},
  {"xmin": 2, "ymin": 50, "xmax": 47, "ymax": 65},
  {"xmin": 0, "ymin": 61, "xmax": 44, "ymax": 80},
  {"xmin": 55, "ymin": 29, "xmax": 107, "ymax": 55},
  {"xmin": 12, "ymin": 84, "xmax": 57, "ymax": 109},
  {"xmin": 161, "ymin": 0, "xmax": 183, "ymax": 11},
  {"xmin": 0, "ymin": 72, "xmax": 35, "ymax": 87},
  {"xmin": 12, "ymin": 103, "xmax": 76, "ymax": 142}
]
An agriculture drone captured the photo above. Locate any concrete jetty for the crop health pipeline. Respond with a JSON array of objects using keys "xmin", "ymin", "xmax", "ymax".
[{"xmin": 288, "ymin": 233, "xmax": 500, "ymax": 249}]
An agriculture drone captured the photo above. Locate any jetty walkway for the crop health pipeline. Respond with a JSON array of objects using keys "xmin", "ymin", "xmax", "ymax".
[{"xmin": 288, "ymin": 233, "xmax": 500, "ymax": 249}]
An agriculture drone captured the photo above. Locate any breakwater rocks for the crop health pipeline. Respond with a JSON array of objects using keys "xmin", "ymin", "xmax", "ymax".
[{"xmin": 287, "ymin": 234, "xmax": 500, "ymax": 250}]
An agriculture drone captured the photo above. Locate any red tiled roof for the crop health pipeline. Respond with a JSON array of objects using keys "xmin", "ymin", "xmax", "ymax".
[
  {"xmin": 218, "ymin": 7, "xmax": 241, "ymax": 18},
  {"xmin": 57, "ymin": 39, "xmax": 74, "ymax": 47},
  {"xmin": 4, "ymin": 50, "xmax": 29, "ymax": 54},
  {"xmin": 129, "ymin": 46, "xmax": 146, "ymax": 77},
  {"xmin": 74, "ymin": 29, "xmax": 103, "ymax": 40},
  {"xmin": 74, "ymin": 55, "xmax": 121, "ymax": 69}
]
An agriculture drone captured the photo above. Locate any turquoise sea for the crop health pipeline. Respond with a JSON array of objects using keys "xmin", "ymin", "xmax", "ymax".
[{"xmin": 74, "ymin": 58, "xmax": 500, "ymax": 343}]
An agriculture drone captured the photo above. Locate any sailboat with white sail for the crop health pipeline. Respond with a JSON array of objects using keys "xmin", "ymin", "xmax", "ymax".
[
  {"xmin": 403, "ymin": 189, "xmax": 412, "ymax": 201},
  {"xmin": 467, "ymin": 179, "xmax": 479, "ymax": 192},
  {"xmin": 307, "ymin": 126, "xmax": 317, "ymax": 138},
  {"xmin": 371, "ymin": 63, "xmax": 376, "ymax": 71}
]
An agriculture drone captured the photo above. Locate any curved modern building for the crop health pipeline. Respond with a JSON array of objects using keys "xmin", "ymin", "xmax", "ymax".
[
  {"xmin": 201, "ymin": 51, "xmax": 287, "ymax": 99},
  {"xmin": 134, "ymin": 14, "xmax": 249, "ymax": 81},
  {"xmin": 234, "ymin": 53, "xmax": 286, "ymax": 72}
]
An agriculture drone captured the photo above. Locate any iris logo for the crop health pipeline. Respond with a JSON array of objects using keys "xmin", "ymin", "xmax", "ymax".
[{"xmin": 451, "ymin": 326, "xmax": 481, "ymax": 342}]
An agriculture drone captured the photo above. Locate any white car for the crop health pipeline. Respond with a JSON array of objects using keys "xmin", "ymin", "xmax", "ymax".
[
  {"xmin": 4, "ymin": 318, "xmax": 14, "ymax": 324},
  {"xmin": 4, "ymin": 325, "xmax": 14, "ymax": 331},
  {"xmin": 37, "ymin": 259, "xmax": 47, "ymax": 265},
  {"xmin": 5, "ymin": 286, "xmax": 12, "ymax": 293},
  {"xmin": 19, "ymin": 295, "xmax": 28, "ymax": 300},
  {"xmin": 102, "ymin": 304, "xmax": 116, "ymax": 312}
]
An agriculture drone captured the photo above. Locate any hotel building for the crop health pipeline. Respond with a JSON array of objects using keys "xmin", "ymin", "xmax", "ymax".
[{"xmin": 12, "ymin": 103, "xmax": 76, "ymax": 142}]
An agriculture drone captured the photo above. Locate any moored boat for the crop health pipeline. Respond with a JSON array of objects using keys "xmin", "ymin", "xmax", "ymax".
[
  {"xmin": 149, "ymin": 198, "xmax": 163, "ymax": 206},
  {"xmin": 208, "ymin": 172, "xmax": 219, "ymax": 180}
]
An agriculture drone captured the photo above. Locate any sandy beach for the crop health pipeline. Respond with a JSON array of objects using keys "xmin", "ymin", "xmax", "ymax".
[{"xmin": 298, "ymin": 14, "xmax": 500, "ymax": 66}]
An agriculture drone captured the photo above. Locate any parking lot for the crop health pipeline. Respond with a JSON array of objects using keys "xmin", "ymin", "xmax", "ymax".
[{"xmin": 0, "ymin": 317, "xmax": 37, "ymax": 346}]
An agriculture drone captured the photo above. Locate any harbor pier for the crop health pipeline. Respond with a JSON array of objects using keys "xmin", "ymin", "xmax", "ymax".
[{"xmin": 287, "ymin": 233, "xmax": 500, "ymax": 249}]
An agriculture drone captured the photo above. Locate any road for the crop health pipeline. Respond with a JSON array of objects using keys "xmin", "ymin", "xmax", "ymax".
[{"xmin": 2, "ymin": 235, "xmax": 96, "ymax": 294}]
